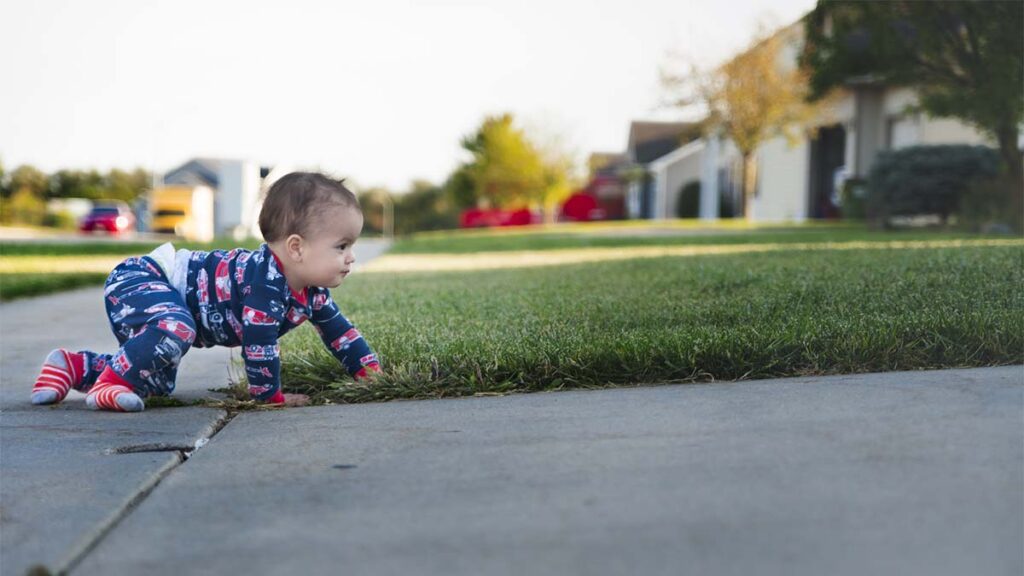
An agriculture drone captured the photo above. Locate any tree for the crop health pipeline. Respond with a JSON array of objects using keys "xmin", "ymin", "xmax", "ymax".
[
  {"xmin": 460, "ymin": 114, "xmax": 548, "ymax": 209},
  {"xmin": 447, "ymin": 113, "xmax": 576, "ymax": 220},
  {"xmin": 106, "ymin": 168, "xmax": 150, "ymax": 202},
  {"xmin": 49, "ymin": 169, "xmax": 106, "ymax": 200},
  {"xmin": 443, "ymin": 165, "xmax": 477, "ymax": 210},
  {"xmin": 357, "ymin": 187, "xmax": 393, "ymax": 236},
  {"xmin": 801, "ymin": 1, "xmax": 1023, "ymax": 209},
  {"xmin": 49, "ymin": 168, "xmax": 149, "ymax": 201},
  {"xmin": 2, "ymin": 165, "xmax": 48, "ymax": 224},
  {"xmin": 395, "ymin": 180, "xmax": 458, "ymax": 234},
  {"xmin": 530, "ymin": 125, "xmax": 581, "ymax": 224},
  {"xmin": 50, "ymin": 169, "xmax": 88, "ymax": 199},
  {"xmin": 9, "ymin": 165, "xmax": 48, "ymax": 199},
  {"xmin": 664, "ymin": 25, "xmax": 820, "ymax": 220}
]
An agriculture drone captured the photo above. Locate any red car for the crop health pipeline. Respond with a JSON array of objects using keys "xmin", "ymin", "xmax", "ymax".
[{"xmin": 80, "ymin": 202, "xmax": 136, "ymax": 234}]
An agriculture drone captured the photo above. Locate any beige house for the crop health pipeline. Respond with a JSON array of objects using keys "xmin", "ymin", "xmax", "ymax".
[
  {"xmin": 646, "ymin": 19, "xmax": 996, "ymax": 222},
  {"xmin": 163, "ymin": 158, "xmax": 295, "ymax": 239}
]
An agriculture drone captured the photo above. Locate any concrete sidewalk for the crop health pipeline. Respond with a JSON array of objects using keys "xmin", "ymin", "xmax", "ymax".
[
  {"xmin": 69, "ymin": 366, "xmax": 1024, "ymax": 576},
  {"xmin": 1, "ymin": 240, "xmax": 1020, "ymax": 576},
  {"xmin": 0, "ymin": 286, "xmax": 235, "ymax": 576}
]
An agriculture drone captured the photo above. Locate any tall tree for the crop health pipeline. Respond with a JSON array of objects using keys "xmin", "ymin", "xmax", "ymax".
[
  {"xmin": 50, "ymin": 168, "xmax": 149, "ymax": 201},
  {"xmin": 396, "ymin": 180, "xmax": 458, "ymax": 234},
  {"xmin": 802, "ymin": 0, "xmax": 1023, "ymax": 192},
  {"xmin": 3, "ymin": 165, "xmax": 48, "ymax": 225},
  {"xmin": 106, "ymin": 168, "xmax": 150, "ymax": 202},
  {"xmin": 460, "ymin": 113, "xmax": 548, "ymax": 209},
  {"xmin": 50, "ymin": 169, "xmax": 88, "ymax": 199},
  {"xmin": 357, "ymin": 187, "xmax": 395, "ymax": 237},
  {"xmin": 530, "ymin": 124, "xmax": 581, "ymax": 224},
  {"xmin": 664, "ymin": 25, "xmax": 820, "ymax": 220},
  {"xmin": 9, "ymin": 165, "xmax": 48, "ymax": 199},
  {"xmin": 444, "ymin": 165, "xmax": 477, "ymax": 210}
]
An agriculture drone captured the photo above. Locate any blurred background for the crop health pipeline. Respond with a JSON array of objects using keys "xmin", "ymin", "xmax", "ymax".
[{"xmin": 0, "ymin": 0, "xmax": 1020, "ymax": 240}]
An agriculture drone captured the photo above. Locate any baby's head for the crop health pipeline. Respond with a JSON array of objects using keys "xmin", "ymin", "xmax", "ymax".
[{"xmin": 259, "ymin": 172, "xmax": 364, "ymax": 289}]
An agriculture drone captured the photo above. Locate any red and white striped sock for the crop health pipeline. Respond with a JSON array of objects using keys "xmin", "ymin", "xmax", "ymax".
[
  {"xmin": 85, "ymin": 367, "xmax": 144, "ymax": 413},
  {"xmin": 31, "ymin": 348, "xmax": 85, "ymax": 405}
]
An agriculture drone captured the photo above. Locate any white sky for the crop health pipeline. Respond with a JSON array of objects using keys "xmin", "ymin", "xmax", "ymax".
[{"xmin": 0, "ymin": 0, "xmax": 816, "ymax": 191}]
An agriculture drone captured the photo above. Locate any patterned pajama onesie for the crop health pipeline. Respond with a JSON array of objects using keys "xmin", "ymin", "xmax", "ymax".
[{"xmin": 73, "ymin": 243, "xmax": 379, "ymax": 400}]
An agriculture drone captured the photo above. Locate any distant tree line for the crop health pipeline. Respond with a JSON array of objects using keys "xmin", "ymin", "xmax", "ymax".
[
  {"xmin": 0, "ymin": 160, "xmax": 151, "ymax": 226},
  {"xmin": 1, "ymin": 111, "xmax": 578, "ymax": 233},
  {"xmin": 0, "ymin": 161, "xmax": 150, "ymax": 201}
]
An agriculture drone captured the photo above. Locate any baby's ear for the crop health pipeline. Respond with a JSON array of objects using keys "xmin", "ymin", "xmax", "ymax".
[{"xmin": 286, "ymin": 234, "xmax": 305, "ymax": 260}]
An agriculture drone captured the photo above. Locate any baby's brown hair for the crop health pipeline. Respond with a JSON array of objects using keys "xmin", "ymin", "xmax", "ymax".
[{"xmin": 258, "ymin": 172, "xmax": 359, "ymax": 242}]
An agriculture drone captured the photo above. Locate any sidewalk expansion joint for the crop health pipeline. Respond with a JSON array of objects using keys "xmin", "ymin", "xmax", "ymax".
[
  {"xmin": 106, "ymin": 443, "xmax": 198, "ymax": 457},
  {"xmin": 52, "ymin": 408, "xmax": 240, "ymax": 576}
]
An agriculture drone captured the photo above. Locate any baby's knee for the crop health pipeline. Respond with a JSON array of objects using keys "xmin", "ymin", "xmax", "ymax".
[
  {"xmin": 153, "ymin": 315, "xmax": 196, "ymax": 344},
  {"xmin": 151, "ymin": 316, "xmax": 197, "ymax": 368}
]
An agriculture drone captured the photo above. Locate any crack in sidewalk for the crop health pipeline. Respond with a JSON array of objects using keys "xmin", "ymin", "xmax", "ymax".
[{"xmin": 41, "ymin": 409, "xmax": 240, "ymax": 576}]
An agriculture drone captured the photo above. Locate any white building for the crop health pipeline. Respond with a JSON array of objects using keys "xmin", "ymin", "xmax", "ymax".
[
  {"xmin": 646, "ymin": 20, "xmax": 997, "ymax": 223},
  {"xmin": 163, "ymin": 158, "xmax": 294, "ymax": 239}
]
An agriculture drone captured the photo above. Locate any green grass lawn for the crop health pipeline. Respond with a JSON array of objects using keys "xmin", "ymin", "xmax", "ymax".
[
  {"xmin": 389, "ymin": 223, "xmax": 995, "ymax": 254},
  {"xmin": 0, "ymin": 272, "xmax": 113, "ymax": 301},
  {"xmin": 4, "ymin": 225, "xmax": 1021, "ymax": 407},
  {"xmin": 277, "ymin": 238, "xmax": 1024, "ymax": 404},
  {"xmin": 0, "ymin": 238, "xmax": 263, "ymax": 301}
]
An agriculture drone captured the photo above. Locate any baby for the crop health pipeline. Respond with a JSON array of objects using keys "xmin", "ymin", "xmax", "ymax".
[{"xmin": 30, "ymin": 172, "xmax": 380, "ymax": 412}]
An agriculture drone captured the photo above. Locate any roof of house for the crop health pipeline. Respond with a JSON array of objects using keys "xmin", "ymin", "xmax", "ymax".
[
  {"xmin": 588, "ymin": 152, "xmax": 628, "ymax": 176},
  {"xmin": 163, "ymin": 158, "xmax": 275, "ymax": 188},
  {"xmin": 163, "ymin": 158, "xmax": 223, "ymax": 188},
  {"xmin": 627, "ymin": 121, "xmax": 700, "ymax": 164}
]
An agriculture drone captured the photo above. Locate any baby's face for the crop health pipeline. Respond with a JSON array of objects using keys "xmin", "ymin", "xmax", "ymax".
[{"xmin": 298, "ymin": 205, "xmax": 364, "ymax": 289}]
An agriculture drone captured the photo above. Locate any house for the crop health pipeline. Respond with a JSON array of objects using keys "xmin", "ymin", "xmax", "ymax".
[
  {"xmin": 163, "ymin": 158, "xmax": 292, "ymax": 238},
  {"xmin": 641, "ymin": 17, "xmax": 996, "ymax": 222},
  {"xmin": 623, "ymin": 122, "xmax": 700, "ymax": 219},
  {"xmin": 647, "ymin": 138, "xmax": 715, "ymax": 219}
]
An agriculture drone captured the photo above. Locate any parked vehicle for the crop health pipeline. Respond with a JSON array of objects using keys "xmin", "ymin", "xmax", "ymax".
[
  {"xmin": 79, "ymin": 202, "xmax": 136, "ymax": 235},
  {"xmin": 459, "ymin": 208, "xmax": 536, "ymax": 228},
  {"xmin": 149, "ymin": 185, "xmax": 215, "ymax": 241},
  {"xmin": 560, "ymin": 192, "xmax": 607, "ymax": 222}
]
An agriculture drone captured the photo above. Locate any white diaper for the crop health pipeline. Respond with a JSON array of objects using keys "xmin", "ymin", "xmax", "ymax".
[{"xmin": 147, "ymin": 242, "xmax": 193, "ymax": 298}]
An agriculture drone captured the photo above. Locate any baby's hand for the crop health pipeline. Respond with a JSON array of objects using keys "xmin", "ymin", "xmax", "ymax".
[
  {"xmin": 355, "ymin": 364, "xmax": 382, "ymax": 381},
  {"xmin": 282, "ymin": 393, "xmax": 310, "ymax": 407}
]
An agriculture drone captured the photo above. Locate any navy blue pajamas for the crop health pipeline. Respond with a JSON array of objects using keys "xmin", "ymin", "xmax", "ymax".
[
  {"xmin": 70, "ymin": 255, "xmax": 197, "ymax": 398},
  {"xmin": 76, "ymin": 244, "xmax": 379, "ymax": 400}
]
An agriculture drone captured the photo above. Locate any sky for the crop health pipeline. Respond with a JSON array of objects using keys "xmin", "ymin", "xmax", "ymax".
[{"xmin": 1, "ymin": 0, "xmax": 817, "ymax": 192}]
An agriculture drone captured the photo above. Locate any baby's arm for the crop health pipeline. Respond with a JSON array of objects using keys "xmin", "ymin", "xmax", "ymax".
[
  {"xmin": 240, "ymin": 295, "xmax": 287, "ymax": 403},
  {"xmin": 309, "ymin": 289, "xmax": 381, "ymax": 381}
]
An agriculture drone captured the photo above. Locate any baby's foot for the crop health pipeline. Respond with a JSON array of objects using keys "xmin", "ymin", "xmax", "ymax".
[
  {"xmin": 86, "ymin": 382, "xmax": 144, "ymax": 412},
  {"xmin": 31, "ymin": 349, "xmax": 85, "ymax": 405},
  {"xmin": 85, "ymin": 368, "xmax": 144, "ymax": 412}
]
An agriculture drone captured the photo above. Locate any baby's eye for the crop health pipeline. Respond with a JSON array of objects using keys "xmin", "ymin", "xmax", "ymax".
[{"xmin": 336, "ymin": 244, "xmax": 348, "ymax": 251}]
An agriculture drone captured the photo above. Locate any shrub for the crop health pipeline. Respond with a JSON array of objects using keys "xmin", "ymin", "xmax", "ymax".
[
  {"xmin": 42, "ymin": 210, "xmax": 78, "ymax": 230},
  {"xmin": 1, "ymin": 188, "xmax": 47, "ymax": 225},
  {"xmin": 676, "ymin": 180, "xmax": 701, "ymax": 218},
  {"xmin": 840, "ymin": 178, "xmax": 868, "ymax": 220},
  {"xmin": 395, "ymin": 184, "xmax": 459, "ymax": 234},
  {"xmin": 867, "ymin": 145, "xmax": 1000, "ymax": 227},
  {"xmin": 958, "ymin": 176, "xmax": 1023, "ymax": 233}
]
